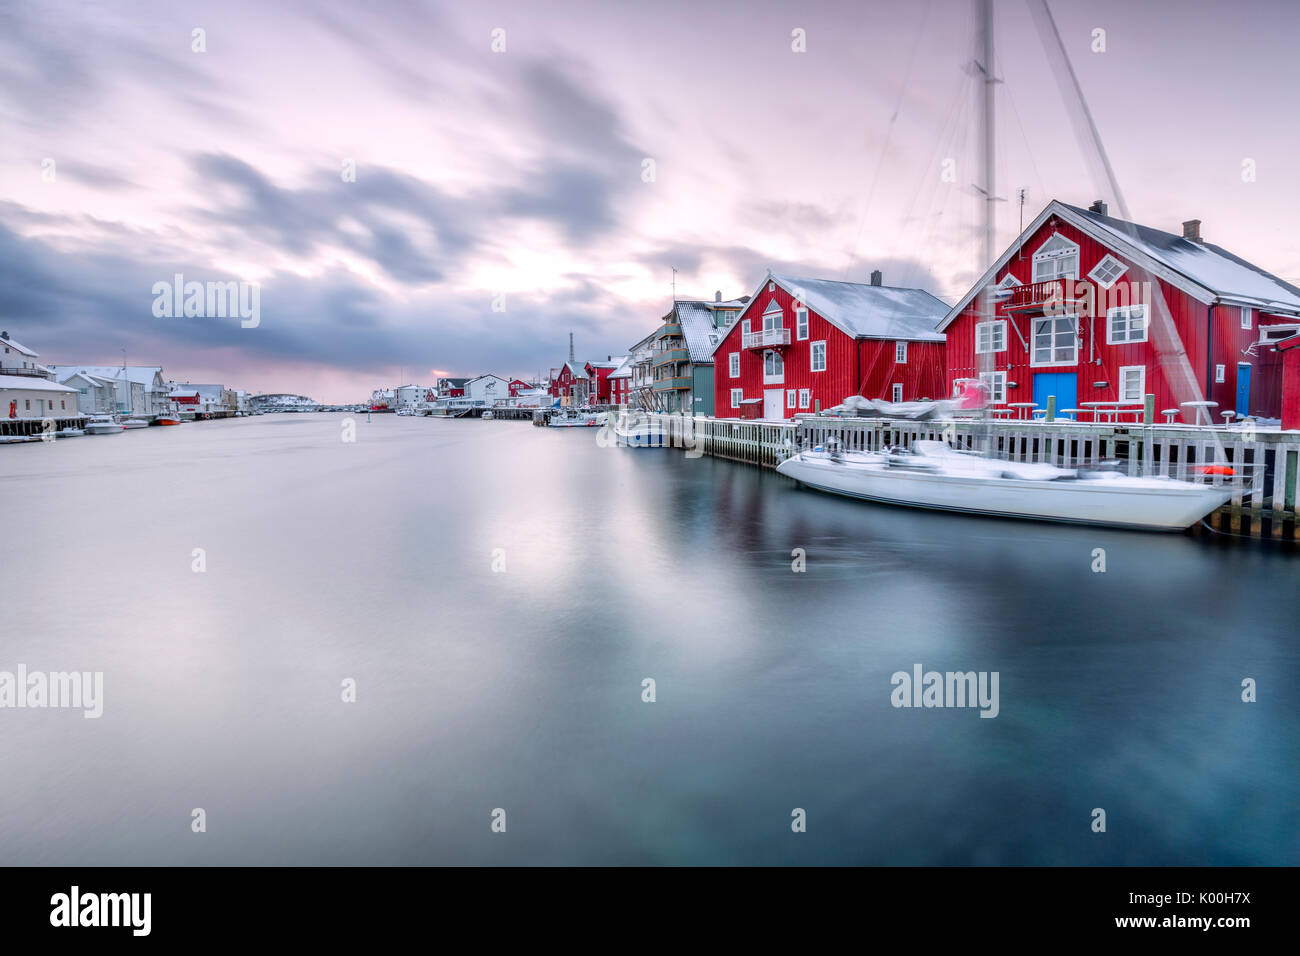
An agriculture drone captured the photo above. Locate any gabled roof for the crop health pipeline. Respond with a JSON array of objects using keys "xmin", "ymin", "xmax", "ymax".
[
  {"xmin": 48, "ymin": 365, "xmax": 165, "ymax": 388},
  {"xmin": 0, "ymin": 334, "xmax": 37, "ymax": 357},
  {"xmin": 674, "ymin": 301, "xmax": 737, "ymax": 363},
  {"xmin": 585, "ymin": 360, "xmax": 621, "ymax": 370},
  {"xmin": 939, "ymin": 200, "xmax": 1300, "ymax": 329},
  {"xmin": 729, "ymin": 274, "xmax": 948, "ymax": 347},
  {"xmin": 564, "ymin": 361, "xmax": 586, "ymax": 378},
  {"xmin": 607, "ymin": 356, "xmax": 633, "ymax": 379},
  {"xmin": 0, "ymin": 374, "xmax": 77, "ymax": 392}
]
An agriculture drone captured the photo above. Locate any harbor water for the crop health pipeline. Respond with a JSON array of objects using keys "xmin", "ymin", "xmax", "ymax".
[{"xmin": 1, "ymin": 413, "xmax": 1296, "ymax": 865}]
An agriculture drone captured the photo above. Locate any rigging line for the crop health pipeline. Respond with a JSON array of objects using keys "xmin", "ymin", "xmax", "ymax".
[
  {"xmin": 904, "ymin": 80, "xmax": 975, "ymax": 291},
  {"xmin": 842, "ymin": 0, "xmax": 935, "ymax": 281},
  {"xmin": 1001, "ymin": 78, "xmax": 1046, "ymax": 205}
]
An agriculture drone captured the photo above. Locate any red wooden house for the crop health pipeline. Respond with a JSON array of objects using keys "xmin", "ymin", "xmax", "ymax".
[
  {"xmin": 939, "ymin": 200, "xmax": 1300, "ymax": 422},
  {"xmin": 585, "ymin": 359, "xmax": 622, "ymax": 405},
  {"xmin": 549, "ymin": 362, "xmax": 588, "ymax": 403},
  {"xmin": 711, "ymin": 272, "xmax": 949, "ymax": 420},
  {"xmin": 507, "ymin": 379, "xmax": 531, "ymax": 397}
]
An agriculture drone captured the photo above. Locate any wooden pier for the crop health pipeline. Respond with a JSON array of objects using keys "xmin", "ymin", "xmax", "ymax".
[{"xmin": 635, "ymin": 412, "xmax": 1300, "ymax": 539}]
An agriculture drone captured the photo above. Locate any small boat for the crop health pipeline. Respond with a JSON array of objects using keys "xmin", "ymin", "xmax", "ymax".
[
  {"xmin": 84, "ymin": 416, "xmax": 124, "ymax": 435},
  {"xmin": 57, "ymin": 427, "xmax": 85, "ymax": 438},
  {"xmin": 776, "ymin": 439, "xmax": 1233, "ymax": 532},
  {"xmin": 481, "ymin": 410, "xmax": 494, "ymax": 420},
  {"xmin": 548, "ymin": 409, "xmax": 604, "ymax": 428},
  {"xmin": 614, "ymin": 415, "xmax": 667, "ymax": 447},
  {"xmin": 121, "ymin": 419, "xmax": 149, "ymax": 429},
  {"xmin": 156, "ymin": 416, "xmax": 181, "ymax": 426}
]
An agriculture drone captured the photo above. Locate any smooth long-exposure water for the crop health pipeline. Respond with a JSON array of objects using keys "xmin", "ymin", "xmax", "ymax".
[{"xmin": 1, "ymin": 413, "xmax": 1297, "ymax": 865}]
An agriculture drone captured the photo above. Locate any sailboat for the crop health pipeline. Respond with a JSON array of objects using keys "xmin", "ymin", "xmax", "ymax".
[{"xmin": 778, "ymin": 0, "xmax": 1235, "ymax": 532}]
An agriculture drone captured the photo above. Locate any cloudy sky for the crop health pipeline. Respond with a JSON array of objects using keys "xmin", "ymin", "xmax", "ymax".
[{"xmin": 2, "ymin": 0, "xmax": 1298, "ymax": 401}]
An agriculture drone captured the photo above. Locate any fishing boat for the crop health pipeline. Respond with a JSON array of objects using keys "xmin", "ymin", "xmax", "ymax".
[
  {"xmin": 548, "ymin": 409, "xmax": 603, "ymax": 428},
  {"xmin": 121, "ymin": 419, "xmax": 149, "ymax": 429},
  {"xmin": 156, "ymin": 416, "xmax": 181, "ymax": 426},
  {"xmin": 776, "ymin": 440, "xmax": 1232, "ymax": 531},
  {"xmin": 84, "ymin": 416, "xmax": 124, "ymax": 435}
]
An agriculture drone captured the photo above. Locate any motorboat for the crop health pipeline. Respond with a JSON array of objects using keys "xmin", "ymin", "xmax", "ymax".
[
  {"xmin": 548, "ymin": 410, "xmax": 603, "ymax": 428},
  {"xmin": 776, "ymin": 439, "xmax": 1233, "ymax": 532},
  {"xmin": 614, "ymin": 414, "xmax": 667, "ymax": 447},
  {"xmin": 156, "ymin": 416, "xmax": 181, "ymax": 426},
  {"xmin": 121, "ymin": 419, "xmax": 149, "ymax": 429},
  {"xmin": 84, "ymin": 416, "xmax": 124, "ymax": 435},
  {"xmin": 57, "ymin": 427, "xmax": 85, "ymax": 438},
  {"xmin": 481, "ymin": 410, "xmax": 494, "ymax": 420}
]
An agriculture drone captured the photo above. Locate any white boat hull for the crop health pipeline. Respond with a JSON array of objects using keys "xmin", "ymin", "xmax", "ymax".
[
  {"xmin": 615, "ymin": 422, "xmax": 668, "ymax": 447},
  {"xmin": 776, "ymin": 452, "xmax": 1232, "ymax": 531},
  {"xmin": 85, "ymin": 423, "xmax": 124, "ymax": 435}
]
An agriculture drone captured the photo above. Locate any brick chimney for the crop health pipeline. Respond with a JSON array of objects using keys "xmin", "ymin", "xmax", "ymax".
[
  {"xmin": 1183, "ymin": 219, "xmax": 1203, "ymax": 243},
  {"xmin": 0, "ymin": 331, "xmax": 8, "ymax": 340},
  {"xmin": 1088, "ymin": 199, "xmax": 1108, "ymax": 216},
  {"xmin": 870, "ymin": 270, "xmax": 883, "ymax": 286}
]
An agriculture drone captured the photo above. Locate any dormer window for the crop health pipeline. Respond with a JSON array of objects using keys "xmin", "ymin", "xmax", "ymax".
[
  {"xmin": 1088, "ymin": 254, "xmax": 1128, "ymax": 289},
  {"xmin": 1032, "ymin": 233, "xmax": 1080, "ymax": 283},
  {"xmin": 996, "ymin": 274, "xmax": 1021, "ymax": 289}
]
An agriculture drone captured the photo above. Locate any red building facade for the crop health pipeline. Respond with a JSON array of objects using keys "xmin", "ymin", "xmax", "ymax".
[
  {"xmin": 940, "ymin": 201, "xmax": 1300, "ymax": 421},
  {"xmin": 712, "ymin": 273, "xmax": 949, "ymax": 419}
]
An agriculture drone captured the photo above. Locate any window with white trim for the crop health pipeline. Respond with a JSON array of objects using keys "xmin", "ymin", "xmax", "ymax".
[
  {"xmin": 741, "ymin": 319, "xmax": 750, "ymax": 337},
  {"xmin": 798, "ymin": 389, "xmax": 810, "ymax": 409},
  {"xmin": 729, "ymin": 352, "xmax": 739, "ymax": 377},
  {"xmin": 1241, "ymin": 307, "xmax": 1253, "ymax": 330},
  {"xmin": 1032, "ymin": 233, "xmax": 1079, "ymax": 283},
  {"xmin": 810, "ymin": 341, "xmax": 826, "ymax": 372},
  {"xmin": 1215, "ymin": 364, "xmax": 1225, "ymax": 383},
  {"xmin": 1032, "ymin": 314, "xmax": 1078, "ymax": 365},
  {"xmin": 996, "ymin": 274, "xmax": 1022, "ymax": 289},
  {"xmin": 1088, "ymin": 254, "xmax": 1128, "ymax": 289},
  {"xmin": 891, "ymin": 383, "xmax": 904, "ymax": 403},
  {"xmin": 1119, "ymin": 365, "xmax": 1146, "ymax": 402},
  {"xmin": 762, "ymin": 301, "xmax": 783, "ymax": 335},
  {"xmin": 1260, "ymin": 324, "xmax": 1300, "ymax": 343},
  {"xmin": 1107, "ymin": 304, "xmax": 1148, "ymax": 344},
  {"xmin": 787, "ymin": 389, "xmax": 796, "ymax": 408},
  {"xmin": 895, "ymin": 341, "xmax": 908, "ymax": 363},
  {"xmin": 975, "ymin": 320, "xmax": 1007, "ymax": 354},
  {"xmin": 763, "ymin": 349, "xmax": 784, "ymax": 383},
  {"xmin": 730, "ymin": 388, "xmax": 742, "ymax": 409},
  {"xmin": 796, "ymin": 307, "xmax": 809, "ymax": 340},
  {"xmin": 979, "ymin": 371, "xmax": 1007, "ymax": 404}
]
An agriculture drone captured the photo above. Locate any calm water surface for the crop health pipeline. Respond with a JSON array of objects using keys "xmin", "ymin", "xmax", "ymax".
[{"xmin": 1, "ymin": 413, "xmax": 1297, "ymax": 865}]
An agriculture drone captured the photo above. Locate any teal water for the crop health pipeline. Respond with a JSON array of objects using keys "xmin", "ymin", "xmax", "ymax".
[{"xmin": 0, "ymin": 413, "xmax": 1296, "ymax": 864}]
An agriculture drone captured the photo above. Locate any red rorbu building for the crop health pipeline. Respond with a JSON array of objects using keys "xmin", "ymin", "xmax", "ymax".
[
  {"xmin": 507, "ymin": 379, "xmax": 531, "ymax": 397},
  {"xmin": 939, "ymin": 200, "xmax": 1300, "ymax": 421},
  {"xmin": 585, "ymin": 359, "xmax": 623, "ymax": 405},
  {"xmin": 549, "ymin": 362, "xmax": 588, "ymax": 403},
  {"xmin": 712, "ymin": 271, "xmax": 949, "ymax": 420}
]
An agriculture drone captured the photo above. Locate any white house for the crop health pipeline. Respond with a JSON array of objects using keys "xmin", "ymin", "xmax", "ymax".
[
  {"xmin": 0, "ymin": 331, "xmax": 53, "ymax": 379},
  {"xmin": 48, "ymin": 365, "xmax": 171, "ymax": 418},
  {"xmin": 57, "ymin": 371, "xmax": 118, "ymax": 414},
  {"xmin": 0, "ymin": 374, "xmax": 79, "ymax": 420},
  {"xmin": 464, "ymin": 374, "xmax": 510, "ymax": 406}
]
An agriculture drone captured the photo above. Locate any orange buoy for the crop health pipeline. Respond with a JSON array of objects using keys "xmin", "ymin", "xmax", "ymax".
[{"xmin": 1197, "ymin": 464, "xmax": 1235, "ymax": 476}]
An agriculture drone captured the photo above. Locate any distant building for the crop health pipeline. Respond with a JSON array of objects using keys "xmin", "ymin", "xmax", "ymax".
[
  {"xmin": 585, "ymin": 358, "xmax": 624, "ymax": 405},
  {"xmin": 549, "ymin": 362, "xmax": 588, "ymax": 405},
  {"xmin": 0, "ymin": 375, "xmax": 78, "ymax": 420},
  {"xmin": 49, "ymin": 365, "xmax": 172, "ymax": 418},
  {"xmin": 464, "ymin": 373, "xmax": 510, "ymax": 406},
  {"xmin": 0, "ymin": 330, "xmax": 53, "ymax": 379}
]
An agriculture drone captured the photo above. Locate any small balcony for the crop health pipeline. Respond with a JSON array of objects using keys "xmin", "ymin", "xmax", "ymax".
[
  {"xmin": 742, "ymin": 328, "xmax": 791, "ymax": 349},
  {"xmin": 1003, "ymin": 279, "xmax": 1090, "ymax": 314},
  {"xmin": 655, "ymin": 323, "xmax": 683, "ymax": 339},
  {"xmin": 652, "ymin": 376, "xmax": 691, "ymax": 391},
  {"xmin": 652, "ymin": 348, "xmax": 689, "ymax": 368}
]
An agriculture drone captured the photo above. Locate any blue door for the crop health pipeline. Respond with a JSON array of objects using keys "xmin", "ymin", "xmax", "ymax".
[
  {"xmin": 1236, "ymin": 363, "xmax": 1251, "ymax": 416},
  {"xmin": 1033, "ymin": 372, "xmax": 1077, "ymax": 420}
]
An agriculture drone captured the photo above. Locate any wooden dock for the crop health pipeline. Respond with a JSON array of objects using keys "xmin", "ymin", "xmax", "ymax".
[{"xmin": 636, "ymin": 412, "xmax": 1300, "ymax": 539}]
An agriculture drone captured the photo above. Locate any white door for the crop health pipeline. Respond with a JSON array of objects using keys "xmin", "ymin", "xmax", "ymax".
[{"xmin": 764, "ymin": 388, "xmax": 784, "ymax": 420}]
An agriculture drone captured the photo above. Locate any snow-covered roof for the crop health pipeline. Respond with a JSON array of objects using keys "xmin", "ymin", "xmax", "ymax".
[
  {"xmin": 764, "ymin": 274, "xmax": 949, "ymax": 342},
  {"xmin": 59, "ymin": 372, "xmax": 104, "ymax": 388},
  {"xmin": 565, "ymin": 361, "xmax": 586, "ymax": 378},
  {"xmin": 940, "ymin": 200, "xmax": 1300, "ymax": 328},
  {"xmin": 607, "ymin": 356, "xmax": 633, "ymax": 379},
  {"xmin": 48, "ymin": 365, "xmax": 165, "ymax": 388},
  {"xmin": 585, "ymin": 360, "xmax": 621, "ymax": 370},
  {"xmin": 0, "ymin": 334, "xmax": 37, "ymax": 357},
  {"xmin": 0, "ymin": 374, "xmax": 77, "ymax": 392},
  {"xmin": 674, "ymin": 301, "xmax": 737, "ymax": 362}
]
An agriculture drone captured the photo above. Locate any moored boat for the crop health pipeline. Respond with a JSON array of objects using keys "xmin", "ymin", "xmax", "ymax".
[
  {"xmin": 120, "ymin": 419, "xmax": 149, "ymax": 429},
  {"xmin": 156, "ymin": 416, "xmax": 181, "ymax": 426},
  {"xmin": 84, "ymin": 416, "xmax": 124, "ymax": 435},
  {"xmin": 614, "ymin": 415, "xmax": 667, "ymax": 447},
  {"xmin": 776, "ymin": 439, "xmax": 1232, "ymax": 532}
]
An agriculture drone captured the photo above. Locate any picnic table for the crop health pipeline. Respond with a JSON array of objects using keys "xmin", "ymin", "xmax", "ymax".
[{"xmin": 1180, "ymin": 400, "xmax": 1219, "ymax": 426}]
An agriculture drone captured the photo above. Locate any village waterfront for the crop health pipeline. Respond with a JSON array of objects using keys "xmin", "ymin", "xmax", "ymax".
[{"xmin": 1, "ymin": 412, "xmax": 1296, "ymax": 865}]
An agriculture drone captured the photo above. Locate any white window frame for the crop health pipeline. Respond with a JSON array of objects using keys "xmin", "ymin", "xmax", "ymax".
[
  {"xmin": 763, "ymin": 349, "xmax": 784, "ymax": 385},
  {"xmin": 1031, "ymin": 313, "xmax": 1079, "ymax": 367},
  {"xmin": 1031, "ymin": 232, "xmax": 1080, "ymax": 284},
  {"xmin": 895, "ymin": 341, "xmax": 908, "ymax": 364},
  {"xmin": 1118, "ymin": 365, "xmax": 1146, "ymax": 403},
  {"xmin": 1241, "ymin": 306, "xmax": 1253, "ymax": 330},
  {"xmin": 1260, "ymin": 324, "xmax": 1300, "ymax": 343},
  {"xmin": 741, "ymin": 319, "xmax": 750, "ymax": 337},
  {"xmin": 796, "ymin": 307, "xmax": 809, "ymax": 341},
  {"xmin": 996, "ymin": 274, "xmax": 1022, "ymax": 289},
  {"xmin": 1088, "ymin": 254, "xmax": 1128, "ymax": 290},
  {"xmin": 798, "ymin": 388, "xmax": 810, "ymax": 409},
  {"xmin": 979, "ymin": 371, "xmax": 1007, "ymax": 404},
  {"xmin": 891, "ymin": 383, "xmax": 904, "ymax": 403},
  {"xmin": 974, "ymin": 320, "xmax": 1007, "ymax": 354},
  {"xmin": 810, "ymin": 340, "xmax": 827, "ymax": 372},
  {"xmin": 728, "ymin": 352, "xmax": 739, "ymax": 378},
  {"xmin": 786, "ymin": 389, "xmax": 797, "ymax": 408},
  {"xmin": 1215, "ymin": 364, "xmax": 1226, "ymax": 384},
  {"xmin": 730, "ymin": 388, "xmax": 742, "ymax": 409},
  {"xmin": 1106, "ymin": 304, "xmax": 1148, "ymax": 345},
  {"xmin": 762, "ymin": 302, "xmax": 783, "ymax": 336}
]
